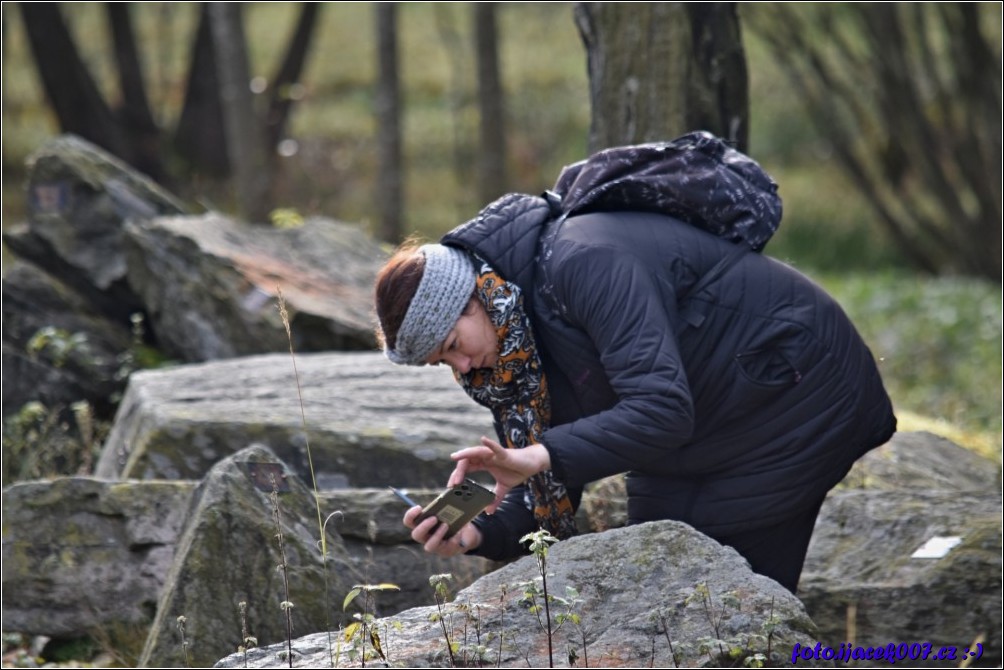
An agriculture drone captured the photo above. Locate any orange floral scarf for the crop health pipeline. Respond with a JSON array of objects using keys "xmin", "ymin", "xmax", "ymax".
[{"xmin": 456, "ymin": 256, "xmax": 577, "ymax": 540}]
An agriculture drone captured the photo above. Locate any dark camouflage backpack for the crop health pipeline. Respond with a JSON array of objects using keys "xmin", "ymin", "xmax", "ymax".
[{"xmin": 548, "ymin": 130, "xmax": 782, "ymax": 252}]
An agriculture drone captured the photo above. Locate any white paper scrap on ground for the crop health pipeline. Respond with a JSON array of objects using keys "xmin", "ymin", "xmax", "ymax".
[{"xmin": 910, "ymin": 536, "xmax": 962, "ymax": 559}]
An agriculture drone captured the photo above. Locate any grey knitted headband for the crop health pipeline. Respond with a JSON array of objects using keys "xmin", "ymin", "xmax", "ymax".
[{"xmin": 385, "ymin": 244, "xmax": 475, "ymax": 365}]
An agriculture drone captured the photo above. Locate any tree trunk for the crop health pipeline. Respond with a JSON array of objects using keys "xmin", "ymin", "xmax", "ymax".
[
  {"xmin": 574, "ymin": 2, "xmax": 748, "ymax": 153},
  {"xmin": 173, "ymin": 4, "xmax": 230, "ymax": 178},
  {"xmin": 473, "ymin": 3, "xmax": 508, "ymax": 203},
  {"xmin": 746, "ymin": 3, "xmax": 1001, "ymax": 279},
  {"xmin": 434, "ymin": 4, "xmax": 477, "ymax": 219},
  {"xmin": 19, "ymin": 3, "xmax": 129, "ymax": 160},
  {"xmin": 208, "ymin": 3, "xmax": 272, "ymax": 223},
  {"xmin": 375, "ymin": 3, "xmax": 404, "ymax": 243},
  {"xmin": 106, "ymin": 3, "xmax": 165, "ymax": 183},
  {"xmin": 265, "ymin": 3, "xmax": 321, "ymax": 153}
]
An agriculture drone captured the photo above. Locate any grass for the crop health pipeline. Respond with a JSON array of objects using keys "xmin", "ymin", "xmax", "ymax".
[{"xmin": 1, "ymin": 4, "xmax": 1000, "ymax": 457}]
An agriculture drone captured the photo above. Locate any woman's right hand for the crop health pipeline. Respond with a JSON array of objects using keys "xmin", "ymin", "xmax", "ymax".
[
  {"xmin": 448, "ymin": 436, "xmax": 551, "ymax": 511},
  {"xmin": 403, "ymin": 505, "xmax": 482, "ymax": 558}
]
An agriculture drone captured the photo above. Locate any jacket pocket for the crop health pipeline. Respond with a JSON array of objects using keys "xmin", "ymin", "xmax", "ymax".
[{"xmin": 734, "ymin": 346, "xmax": 803, "ymax": 388}]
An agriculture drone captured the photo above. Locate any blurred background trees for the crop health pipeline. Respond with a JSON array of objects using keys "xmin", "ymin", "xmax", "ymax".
[
  {"xmin": 374, "ymin": 2, "xmax": 403, "ymax": 242},
  {"xmin": 473, "ymin": 2, "xmax": 508, "ymax": 205},
  {"xmin": 17, "ymin": 2, "xmax": 320, "ymax": 223},
  {"xmin": 746, "ymin": 3, "xmax": 1001, "ymax": 281},
  {"xmin": 4, "ymin": 2, "xmax": 1001, "ymax": 275},
  {"xmin": 7, "ymin": 2, "xmax": 995, "ymax": 277}
]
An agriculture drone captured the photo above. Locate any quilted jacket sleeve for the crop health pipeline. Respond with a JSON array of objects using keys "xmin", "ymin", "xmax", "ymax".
[
  {"xmin": 539, "ymin": 241, "xmax": 696, "ymax": 487},
  {"xmin": 469, "ymin": 483, "xmax": 583, "ymax": 561}
]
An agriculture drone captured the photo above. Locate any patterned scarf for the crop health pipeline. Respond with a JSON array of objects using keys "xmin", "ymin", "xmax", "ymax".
[{"xmin": 456, "ymin": 255, "xmax": 577, "ymax": 540}]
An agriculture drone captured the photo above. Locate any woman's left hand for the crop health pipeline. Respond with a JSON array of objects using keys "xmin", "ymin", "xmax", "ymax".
[
  {"xmin": 448, "ymin": 436, "xmax": 551, "ymax": 511},
  {"xmin": 403, "ymin": 506, "xmax": 481, "ymax": 557}
]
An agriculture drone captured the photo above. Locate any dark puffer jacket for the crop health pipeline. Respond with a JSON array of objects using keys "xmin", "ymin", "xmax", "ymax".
[{"xmin": 443, "ymin": 194, "xmax": 896, "ymax": 561}]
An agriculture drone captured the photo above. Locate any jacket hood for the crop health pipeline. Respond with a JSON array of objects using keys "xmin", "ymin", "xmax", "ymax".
[{"xmin": 441, "ymin": 193, "xmax": 557, "ymax": 290}]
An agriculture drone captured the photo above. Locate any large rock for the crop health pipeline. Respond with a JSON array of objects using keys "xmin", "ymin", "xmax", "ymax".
[
  {"xmin": 836, "ymin": 430, "xmax": 1001, "ymax": 491},
  {"xmin": 216, "ymin": 519, "xmax": 824, "ymax": 668},
  {"xmin": 2, "ymin": 259, "xmax": 136, "ymax": 419},
  {"xmin": 799, "ymin": 489, "xmax": 1002, "ymax": 668},
  {"xmin": 3, "ymin": 134, "xmax": 187, "ymax": 323},
  {"xmin": 123, "ymin": 212, "xmax": 386, "ymax": 362},
  {"xmin": 573, "ymin": 432, "xmax": 1003, "ymax": 667},
  {"xmin": 2, "ymin": 134, "xmax": 186, "ymax": 428},
  {"xmin": 1, "ymin": 477, "xmax": 195, "ymax": 649},
  {"xmin": 795, "ymin": 431, "xmax": 1002, "ymax": 667},
  {"xmin": 138, "ymin": 444, "xmax": 366, "ymax": 668},
  {"xmin": 1, "ymin": 470, "xmax": 488, "ymax": 654},
  {"xmin": 94, "ymin": 351, "xmax": 493, "ymax": 487}
]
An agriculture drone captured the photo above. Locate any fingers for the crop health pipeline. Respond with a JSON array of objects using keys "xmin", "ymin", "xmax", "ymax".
[
  {"xmin": 407, "ymin": 511, "xmax": 439, "ymax": 542},
  {"xmin": 408, "ymin": 513, "xmax": 469, "ymax": 557},
  {"xmin": 451, "ymin": 436, "xmax": 506, "ymax": 463},
  {"xmin": 479, "ymin": 436, "xmax": 506, "ymax": 454},
  {"xmin": 402, "ymin": 505, "xmax": 424, "ymax": 528},
  {"xmin": 450, "ymin": 445, "xmax": 495, "ymax": 464},
  {"xmin": 449, "ymin": 438, "xmax": 507, "ymax": 484},
  {"xmin": 421, "ymin": 517, "xmax": 451, "ymax": 553},
  {"xmin": 447, "ymin": 460, "xmax": 468, "ymax": 487}
]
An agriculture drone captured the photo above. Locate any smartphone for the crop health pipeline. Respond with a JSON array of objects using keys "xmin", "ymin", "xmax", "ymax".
[{"xmin": 390, "ymin": 479, "xmax": 495, "ymax": 538}]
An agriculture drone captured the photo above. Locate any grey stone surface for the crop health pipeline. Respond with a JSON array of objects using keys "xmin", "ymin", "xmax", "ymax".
[
  {"xmin": 123, "ymin": 212, "xmax": 385, "ymax": 362},
  {"xmin": 1, "ymin": 259, "xmax": 135, "ymax": 418},
  {"xmin": 794, "ymin": 431, "xmax": 1002, "ymax": 667},
  {"xmin": 1, "ymin": 477, "xmax": 195, "ymax": 640},
  {"xmin": 94, "ymin": 351, "xmax": 494, "ymax": 487},
  {"xmin": 2, "ymin": 134, "xmax": 186, "ymax": 426},
  {"xmin": 138, "ymin": 444, "xmax": 366, "ymax": 668},
  {"xmin": 215, "ymin": 519, "xmax": 824, "ymax": 668},
  {"xmin": 0, "ymin": 472, "xmax": 488, "ymax": 653},
  {"xmin": 798, "ymin": 488, "xmax": 1002, "ymax": 668},
  {"xmin": 6, "ymin": 134, "xmax": 186, "ymax": 322}
]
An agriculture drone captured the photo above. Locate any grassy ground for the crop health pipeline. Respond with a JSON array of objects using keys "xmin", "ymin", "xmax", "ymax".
[{"xmin": 1, "ymin": 3, "xmax": 1000, "ymax": 461}]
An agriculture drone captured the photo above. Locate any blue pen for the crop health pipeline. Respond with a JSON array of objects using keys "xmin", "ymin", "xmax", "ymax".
[{"xmin": 389, "ymin": 486, "xmax": 421, "ymax": 508}]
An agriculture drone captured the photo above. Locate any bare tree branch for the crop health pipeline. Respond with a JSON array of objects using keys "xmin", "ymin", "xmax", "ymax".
[{"xmin": 746, "ymin": 4, "xmax": 1001, "ymax": 279}]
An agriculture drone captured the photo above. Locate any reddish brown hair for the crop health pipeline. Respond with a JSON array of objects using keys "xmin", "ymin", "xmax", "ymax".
[{"xmin": 374, "ymin": 241, "xmax": 426, "ymax": 350}]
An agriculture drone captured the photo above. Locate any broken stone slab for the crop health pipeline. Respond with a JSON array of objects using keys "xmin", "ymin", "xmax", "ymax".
[
  {"xmin": 799, "ymin": 488, "xmax": 1002, "ymax": 667},
  {"xmin": 2, "ymin": 258, "xmax": 136, "ymax": 419},
  {"xmin": 4, "ymin": 134, "xmax": 187, "ymax": 323},
  {"xmin": 836, "ymin": 430, "xmax": 1002, "ymax": 491},
  {"xmin": 1, "ymin": 469, "xmax": 487, "ymax": 653},
  {"xmin": 122, "ymin": 212, "xmax": 385, "ymax": 362},
  {"xmin": 215, "ymin": 519, "xmax": 826, "ymax": 668},
  {"xmin": 1, "ymin": 476, "xmax": 196, "ymax": 649},
  {"xmin": 138, "ymin": 444, "xmax": 366, "ymax": 668},
  {"xmin": 136, "ymin": 444, "xmax": 491, "ymax": 668},
  {"xmin": 94, "ymin": 351, "xmax": 493, "ymax": 488}
]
